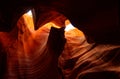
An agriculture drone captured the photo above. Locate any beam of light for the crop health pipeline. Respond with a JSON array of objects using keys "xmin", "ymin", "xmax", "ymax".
[{"xmin": 19, "ymin": 9, "xmax": 34, "ymax": 31}]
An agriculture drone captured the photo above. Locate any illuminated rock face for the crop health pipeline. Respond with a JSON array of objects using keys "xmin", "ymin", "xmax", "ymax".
[
  {"xmin": 0, "ymin": 13, "xmax": 66, "ymax": 79},
  {"xmin": 0, "ymin": 0, "xmax": 120, "ymax": 79},
  {"xmin": 59, "ymin": 28, "xmax": 120, "ymax": 79}
]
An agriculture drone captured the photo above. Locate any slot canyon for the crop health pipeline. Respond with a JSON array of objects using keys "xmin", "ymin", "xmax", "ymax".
[{"xmin": 0, "ymin": 0, "xmax": 120, "ymax": 79}]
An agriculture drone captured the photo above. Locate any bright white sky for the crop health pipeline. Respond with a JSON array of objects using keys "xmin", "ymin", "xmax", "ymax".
[
  {"xmin": 26, "ymin": 10, "xmax": 75, "ymax": 31},
  {"xmin": 65, "ymin": 23, "xmax": 75, "ymax": 31},
  {"xmin": 26, "ymin": 10, "xmax": 32, "ymax": 17}
]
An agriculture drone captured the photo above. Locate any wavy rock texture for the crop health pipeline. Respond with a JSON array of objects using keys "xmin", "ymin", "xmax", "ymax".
[
  {"xmin": 0, "ymin": 13, "xmax": 65, "ymax": 79},
  {"xmin": 59, "ymin": 28, "xmax": 120, "ymax": 79},
  {"xmin": 0, "ymin": 10, "xmax": 120, "ymax": 79}
]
